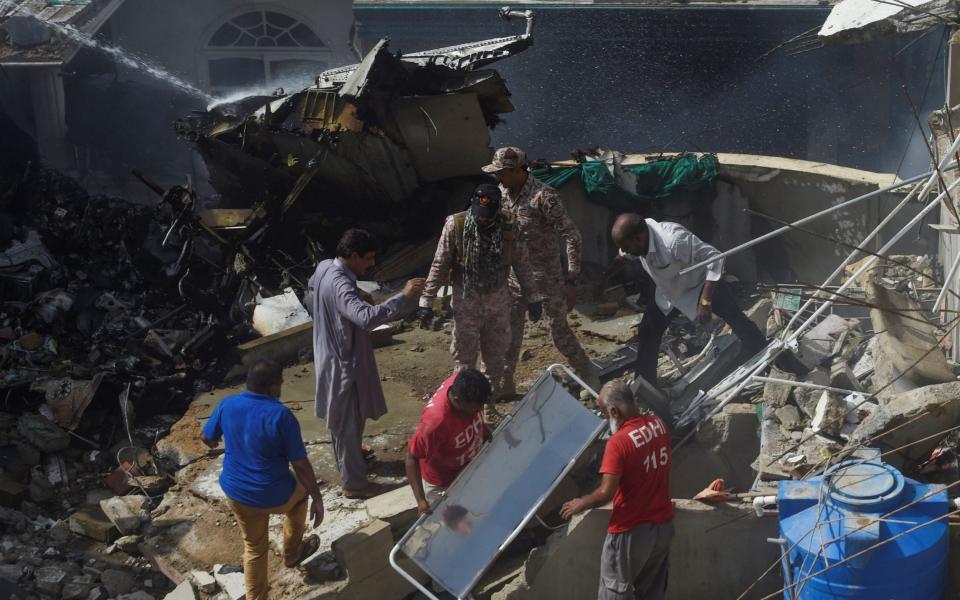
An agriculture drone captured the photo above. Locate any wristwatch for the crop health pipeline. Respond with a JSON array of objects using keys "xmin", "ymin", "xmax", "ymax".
[{"xmin": 700, "ymin": 297, "xmax": 712, "ymax": 307}]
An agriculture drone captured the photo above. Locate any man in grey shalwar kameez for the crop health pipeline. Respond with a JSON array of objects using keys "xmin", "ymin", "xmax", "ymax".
[{"xmin": 308, "ymin": 229, "xmax": 425, "ymax": 497}]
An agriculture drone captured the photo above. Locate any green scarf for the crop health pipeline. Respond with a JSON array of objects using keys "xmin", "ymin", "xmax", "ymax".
[{"xmin": 462, "ymin": 214, "xmax": 504, "ymax": 295}]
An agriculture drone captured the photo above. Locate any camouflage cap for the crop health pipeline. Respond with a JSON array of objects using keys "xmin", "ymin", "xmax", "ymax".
[{"xmin": 481, "ymin": 146, "xmax": 527, "ymax": 173}]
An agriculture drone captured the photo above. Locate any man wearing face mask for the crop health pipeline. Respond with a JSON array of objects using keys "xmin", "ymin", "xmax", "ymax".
[
  {"xmin": 416, "ymin": 184, "xmax": 542, "ymax": 421},
  {"xmin": 308, "ymin": 229, "xmax": 425, "ymax": 498},
  {"xmin": 560, "ymin": 380, "xmax": 673, "ymax": 600}
]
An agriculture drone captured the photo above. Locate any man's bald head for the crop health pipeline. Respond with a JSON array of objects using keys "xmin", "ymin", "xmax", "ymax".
[
  {"xmin": 598, "ymin": 380, "xmax": 639, "ymax": 422},
  {"xmin": 611, "ymin": 213, "xmax": 648, "ymax": 256}
]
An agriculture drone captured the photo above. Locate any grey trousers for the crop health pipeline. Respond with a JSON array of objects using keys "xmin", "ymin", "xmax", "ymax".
[
  {"xmin": 598, "ymin": 521, "xmax": 674, "ymax": 600},
  {"xmin": 331, "ymin": 386, "xmax": 367, "ymax": 490}
]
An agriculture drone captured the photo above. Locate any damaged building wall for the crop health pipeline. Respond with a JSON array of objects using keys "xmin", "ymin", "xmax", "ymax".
[
  {"xmin": 558, "ymin": 152, "xmax": 934, "ymax": 283},
  {"xmin": 497, "ymin": 501, "xmax": 781, "ymax": 600}
]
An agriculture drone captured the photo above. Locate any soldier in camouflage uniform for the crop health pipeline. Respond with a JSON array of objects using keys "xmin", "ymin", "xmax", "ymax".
[
  {"xmin": 417, "ymin": 184, "xmax": 543, "ymax": 419},
  {"xmin": 482, "ymin": 147, "xmax": 597, "ymax": 393}
]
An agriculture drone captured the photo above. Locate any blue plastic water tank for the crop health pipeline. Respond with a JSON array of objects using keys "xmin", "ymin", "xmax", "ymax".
[{"xmin": 777, "ymin": 459, "xmax": 948, "ymax": 599}]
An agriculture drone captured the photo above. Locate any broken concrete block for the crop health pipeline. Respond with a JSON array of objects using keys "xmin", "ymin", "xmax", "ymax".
[
  {"xmin": 830, "ymin": 362, "xmax": 862, "ymax": 392},
  {"xmin": 332, "ymin": 518, "xmax": 393, "ymax": 583},
  {"xmin": 850, "ymin": 381, "xmax": 960, "ymax": 471},
  {"xmin": 62, "ymin": 575, "xmax": 94, "ymax": 600},
  {"xmin": 35, "ymin": 565, "xmax": 68, "ymax": 596},
  {"xmin": 753, "ymin": 416, "xmax": 793, "ymax": 480},
  {"xmin": 853, "ymin": 336, "xmax": 877, "ymax": 380},
  {"xmin": 363, "ymin": 486, "xmax": 416, "ymax": 533},
  {"xmin": 745, "ymin": 298, "xmax": 772, "ymax": 331},
  {"xmin": 63, "ymin": 583, "xmax": 91, "ymax": 600},
  {"xmin": 0, "ymin": 473, "xmax": 27, "ymax": 508},
  {"xmin": 213, "ymin": 565, "xmax": 245, "ymax": 600},
  {"xmin": 163, "ymin": 581, "xmax": 197, "ymax": 600},
  {"xmin": 87, "ymin": 587, "xmax": 107, "ymax": 600},
  {"xmin": 99, "ymin": 495, "xmax": 148, "ymax": 535},
  {"xmin": 798, "ymin": 314, "xmax": 856, "ymax": 368},
  {"xmin": 154, "ymin": 417, "xmax": 208, "ymax": 468},
  {"xmin": 69, "ymin": 507, "xmax": 119, "ymax": 543},
  {"xmin": 190, "ymin": 571, "xmax": 217, "ymax": 594},
  {"xmin": 335, "ymin": 562, "xmax": 420, "ymax": 600},
  {"xmin": 811, "ymin": 391, "xmax": 847, "ymax": 437},
  {"xmin": 0, "ymin": 563, "xmax": 22, "ymax": 583},
  {"xmin": 100, "ymin": 569, "xmax": 136, "ymax": 597},
  {"xmin": 775, "ymin": 405, "xmax": 802, "ymax": 431},
  {"xmin": 17, "ymin": 414, "xmax": 70, "ymax": 453},
  {"xmin": 762, "ymin": 368, "xmax": 795, "ymax": 408},
  {"xmin": 672, "ymin": 403, "xmax": 760, "ymax": 497},
  {"xmin": 868, "ymin": 282, "xmax": 954, "ymax": 397}
]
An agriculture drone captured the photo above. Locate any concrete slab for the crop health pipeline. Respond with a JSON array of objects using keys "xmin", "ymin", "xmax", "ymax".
[
  {"xmin": 868, "ymin": 282, "xmax": 954, "ymax": 397},
  {"xmin": 850, "ymin": 381, "xmax": 960, "ymax": 471},
  {"xmin": 577, "ymin": 313, "xmax": 641, "ymax": 344}
]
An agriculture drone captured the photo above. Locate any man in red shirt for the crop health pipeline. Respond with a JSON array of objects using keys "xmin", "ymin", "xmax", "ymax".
[
  {"xmin": 405, "ymin": 369, "xmax": 492, "ymax": 514},
  {"xmin": 560, "ymin": 380, "xmax": 674, "ymax": 600}
]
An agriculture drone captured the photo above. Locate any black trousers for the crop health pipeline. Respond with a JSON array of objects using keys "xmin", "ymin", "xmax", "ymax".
[{"xmin": 634, "ymin": 280, "xmax": 765, "ymax": 387}]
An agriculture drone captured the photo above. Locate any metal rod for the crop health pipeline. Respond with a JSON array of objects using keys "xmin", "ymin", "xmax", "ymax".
[
  {"xmin": 750, "ymin": 376, "xmax": 862, "ymax": 397},
  {"xmin": 677, "ymin": 165, "xmax": 956, "ymax": 276}
]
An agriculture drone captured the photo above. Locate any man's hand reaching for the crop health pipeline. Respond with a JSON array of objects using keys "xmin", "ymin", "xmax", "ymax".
[{"xmin": 403, "ymin": 278, "xmax": 426, "ymax": 299}]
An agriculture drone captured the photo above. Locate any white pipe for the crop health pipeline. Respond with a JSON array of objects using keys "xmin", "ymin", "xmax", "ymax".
[
  {"xmin": 677, "ymin": 164, "xmax": 958, "ymax": 277},
  {"xmin": 751, "ymin": 376, "xmax": 861, "ymax": 397},
  {"xmin": 934, "ymin": 248, "xmax": 960, "ymax": 314},
  {"xmin": 754, "ymin": 495, "xmax": 778, "ymax": 517}
]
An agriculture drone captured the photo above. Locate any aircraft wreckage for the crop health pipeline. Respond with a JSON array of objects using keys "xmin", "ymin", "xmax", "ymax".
[{"xmin": 175, "ymin": 7, "xmax": 534, "ymax": 242}]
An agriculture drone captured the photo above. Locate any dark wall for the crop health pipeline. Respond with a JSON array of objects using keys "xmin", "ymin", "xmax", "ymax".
[{"xmin": 355, "ymin": 5, "xmax": 946, "ymax": 177}]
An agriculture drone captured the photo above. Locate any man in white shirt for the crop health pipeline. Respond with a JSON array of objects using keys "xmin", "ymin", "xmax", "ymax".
[{"xmin": 609, "ymin": 213, "xmax": 790, "ymax": 387}]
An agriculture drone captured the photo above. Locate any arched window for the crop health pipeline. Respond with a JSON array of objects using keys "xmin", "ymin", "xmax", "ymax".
[{"xmin": 204, "ymin": 10, "xmax": 330, "ymax": 94}]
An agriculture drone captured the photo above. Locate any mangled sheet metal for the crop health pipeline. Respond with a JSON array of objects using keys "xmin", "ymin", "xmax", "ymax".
[
  {"xmin": 820, "ymin": 0, "xmax": 956, "ymax": 44},
  {"xmin": 391, "ymin": 366, "xmax": 603, "ymax": 599},
  {"xmin": 176, "ymin": 7, "xmax": 534, "ymax": 218}
]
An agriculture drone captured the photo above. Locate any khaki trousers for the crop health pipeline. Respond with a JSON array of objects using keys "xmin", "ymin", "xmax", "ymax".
[{"xmin": 226, "ymin": 483, "xmax": 308, "ymax": 600}]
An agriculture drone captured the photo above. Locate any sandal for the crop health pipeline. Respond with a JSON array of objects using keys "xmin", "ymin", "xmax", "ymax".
[
  {"xmin": 338, "ymin": 482, "xmax": 390, "ymax": 499},
  {"xmin": 285, "ymin": 534, "xmax": 320, "ymax": 568}
]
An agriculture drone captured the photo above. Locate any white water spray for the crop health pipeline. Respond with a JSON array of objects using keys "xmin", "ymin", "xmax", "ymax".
[{"xmin": 2, "ymin": 0, "xmax": 213, "ymax": 103}]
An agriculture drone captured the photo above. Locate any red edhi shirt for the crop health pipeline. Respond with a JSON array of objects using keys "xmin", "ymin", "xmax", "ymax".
[
  {"xmin": 408, "ymin": 373, "xmax": 486, "ymax": 488},
  {"xmin": 600, "ymin": 414, "xmax": 674, "ymax": 533}
]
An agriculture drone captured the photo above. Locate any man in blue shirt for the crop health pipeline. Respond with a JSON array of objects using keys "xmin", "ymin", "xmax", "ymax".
[{"xmin": 201, "ymin": 359, "xmax": 324, "ymax": 600}]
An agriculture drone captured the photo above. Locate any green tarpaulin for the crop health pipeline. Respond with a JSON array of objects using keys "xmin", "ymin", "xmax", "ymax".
[{"xmin": 532, "ymin": 153, "xmax": 719, "ymax": 209}]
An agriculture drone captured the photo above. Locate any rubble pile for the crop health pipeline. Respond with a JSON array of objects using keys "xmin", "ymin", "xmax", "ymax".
[
  {"xmin": 746, "ymin": 280, "xmax": 960, "ymax": 483},
  {"xmin": 0, "ymin": 164, "xmax": 290, "ymax": 600}
]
